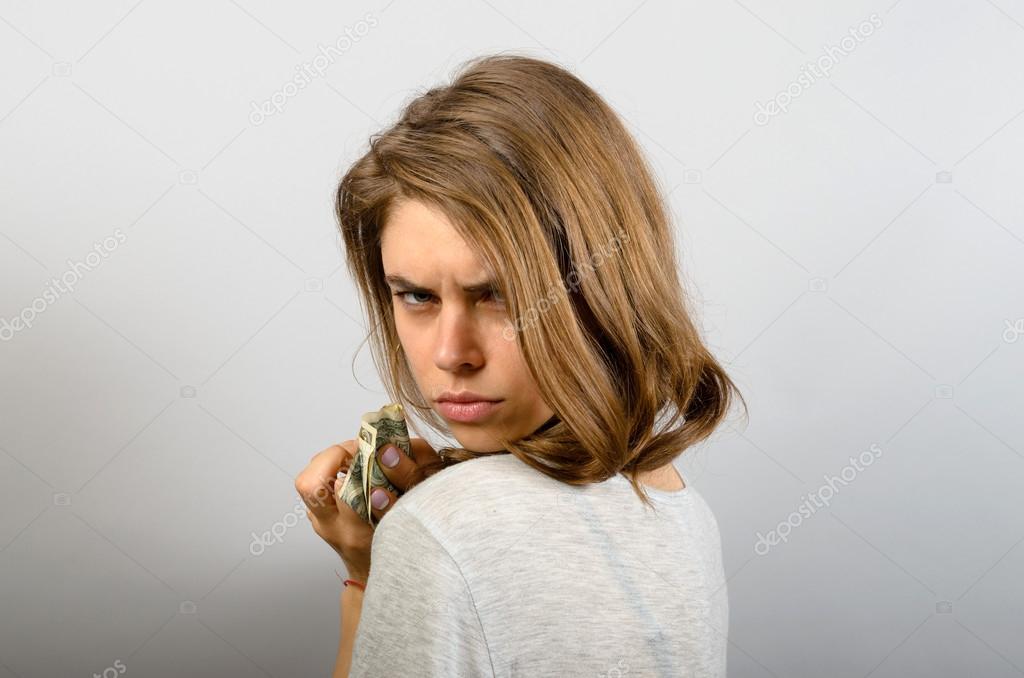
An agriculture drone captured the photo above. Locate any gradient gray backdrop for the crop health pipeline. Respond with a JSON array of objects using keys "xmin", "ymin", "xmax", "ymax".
[{"xmin": 1, "ymin": 1, "xmax": 1022, "ymax": 676}]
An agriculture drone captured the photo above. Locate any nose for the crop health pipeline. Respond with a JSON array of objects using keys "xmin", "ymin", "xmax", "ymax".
[{"xmin": 432, "ymin": 302, "xmax": 484, "ymax": 372}]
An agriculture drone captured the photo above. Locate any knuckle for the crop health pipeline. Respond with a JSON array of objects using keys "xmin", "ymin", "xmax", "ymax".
[
  {"xmin": 307, "ymin": 487, "xmax": 331, "ymax": 507},
  {"xmin": 313, "ymin": 446, "xmax": 335, "ymax": 462},
  {"xmin": 295, "ymin": 478, "xmax": 320, "ymax": 499}
]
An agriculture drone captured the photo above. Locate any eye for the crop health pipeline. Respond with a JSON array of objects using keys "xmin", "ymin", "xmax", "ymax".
[{"xmin": 393, "ymin": 291, "xmax": 435, "ymax": 308}]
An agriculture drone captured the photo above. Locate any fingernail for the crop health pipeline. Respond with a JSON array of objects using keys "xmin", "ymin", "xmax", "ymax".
[
  {"xmin": 381, "ymin": 446, "xmax": 400, "ymax": 468},
  {"xmin": 371, "ymin": 489, "xmax": 390, "ymax": 509}
]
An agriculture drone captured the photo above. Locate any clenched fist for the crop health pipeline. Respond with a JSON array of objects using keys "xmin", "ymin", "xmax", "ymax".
[{"xmin": 294, "ymin": 438, "xmax": 443, "ymax": 582}]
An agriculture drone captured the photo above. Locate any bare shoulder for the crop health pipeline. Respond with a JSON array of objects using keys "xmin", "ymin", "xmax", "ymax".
[{"xmin": 637, "ymin": 463, "xmax": 686, "ymax": 492}]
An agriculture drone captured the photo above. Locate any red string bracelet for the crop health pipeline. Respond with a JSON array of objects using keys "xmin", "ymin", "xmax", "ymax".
[{"xmin": 335, "ymin": 569, "xmax": 366, "ymax": 591}]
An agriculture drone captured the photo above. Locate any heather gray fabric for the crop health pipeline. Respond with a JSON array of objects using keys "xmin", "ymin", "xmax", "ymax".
[{"xmin": 349, "ymin": 453, "xmax": 728, "ymax": 678}]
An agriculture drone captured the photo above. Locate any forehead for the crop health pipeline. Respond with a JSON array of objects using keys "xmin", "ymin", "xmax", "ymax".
[{"xmin": 380, "ymin": 199, "xmax": 487, "ymax": 277}]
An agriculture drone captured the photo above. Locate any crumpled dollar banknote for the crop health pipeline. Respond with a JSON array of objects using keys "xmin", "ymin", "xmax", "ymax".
[{"xmin": 336, "ymin": 403, "xmax": 413, "ymax": 528}]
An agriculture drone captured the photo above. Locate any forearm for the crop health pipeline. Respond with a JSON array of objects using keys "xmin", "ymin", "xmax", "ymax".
[{"xmin": 333, "ymin": 585, "xmax": 365, "ymax": 678}]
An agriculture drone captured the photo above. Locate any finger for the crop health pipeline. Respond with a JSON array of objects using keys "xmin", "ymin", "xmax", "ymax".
[
  {"xmin": 369, "ymin": 486, "xmax": 398, "ymax": 522},
  {"xmin": 407, "ymin": 438, "xmax": 442, "ymax": 466},
  {"xmin": 374, "ymin": 438, "xmax": 440, "ymax": 493},
  {"xmin": 296, "ymin": 442, "xmax": 356, "ymax": 520}
]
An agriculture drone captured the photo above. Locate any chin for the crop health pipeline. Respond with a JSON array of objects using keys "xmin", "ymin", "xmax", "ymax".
[
  {"xmin": 450, "ymin": 429, "xmax": 502, "ymax": 454},
  {"xmin": 450, "ymin": 431, "xmax": 487, "ymax": 451}
]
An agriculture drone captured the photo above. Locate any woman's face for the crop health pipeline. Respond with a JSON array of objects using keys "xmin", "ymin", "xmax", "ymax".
[{"xmin": 380, "ymin": 199, "xmax": 554, "ymax": 452}]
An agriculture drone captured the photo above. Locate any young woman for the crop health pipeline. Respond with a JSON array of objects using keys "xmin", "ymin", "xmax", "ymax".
[{"xmin": 296, "ymin": 52, "xmax": 746, "ymax": 677}]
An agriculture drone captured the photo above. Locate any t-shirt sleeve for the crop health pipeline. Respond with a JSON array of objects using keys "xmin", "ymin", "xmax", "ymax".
[{"xmin": 348, "ymin": 503, "xmax": 494, "ymax": 678}]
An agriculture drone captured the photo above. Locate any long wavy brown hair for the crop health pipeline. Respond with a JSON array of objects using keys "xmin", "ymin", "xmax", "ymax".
[{"xmin": 335, "ymin": 52, "xmax": 746, "ymax": 508}]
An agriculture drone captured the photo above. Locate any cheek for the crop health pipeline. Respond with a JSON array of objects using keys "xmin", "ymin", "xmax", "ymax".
[
  {"xmin": 394, "ymin": 318, "xmax": 426, "ymax": 367},
  {"xmin": 489, "ymin": 342, "xmax": 533, "ymax": 390}
]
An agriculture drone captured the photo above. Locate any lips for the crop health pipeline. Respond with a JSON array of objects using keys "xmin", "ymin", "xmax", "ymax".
[
  {"xmin": 436, "ymin": 399, "xmax": 502, "ymax": 423},
  {"xmin": 436, "ymin": 391, "xmax": 501, "ymax": 404}
]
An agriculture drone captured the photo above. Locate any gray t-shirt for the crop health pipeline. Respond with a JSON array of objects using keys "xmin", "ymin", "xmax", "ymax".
[{"xmin": 349, "ymin": 452, "xmax": 728, "ymax": 678}]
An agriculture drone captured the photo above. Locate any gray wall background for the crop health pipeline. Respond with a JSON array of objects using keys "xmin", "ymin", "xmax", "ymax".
[{"xmin": 1, "ymin": 1, "xmax": 1022, "ymax": 676}]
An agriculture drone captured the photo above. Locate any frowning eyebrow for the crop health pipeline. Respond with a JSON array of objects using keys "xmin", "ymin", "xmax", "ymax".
[{"xmin": 384, "ymin": 274, "xmax": 498, "ymax": 295}]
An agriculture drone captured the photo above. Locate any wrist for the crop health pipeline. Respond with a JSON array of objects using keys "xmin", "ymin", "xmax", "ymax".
[
  {"xmin": 341, "ymin": 584, "xmax": 364, "ymax": 606},
  {"xmin": 338, "ymin": 571, "xmax": 366, "ymax": 606},
  {"xmin": 335, "ymin": 567, "xmax": 368, "ymax": 588}
]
